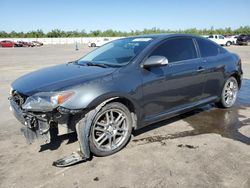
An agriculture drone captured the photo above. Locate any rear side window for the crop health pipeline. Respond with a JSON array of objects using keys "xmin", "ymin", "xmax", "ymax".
[
  {"xmin": 150, "ymin": 38, "xmax": 197, "ymax": 63},
  {"xmin": 196, "ymin": 38, "xmax": 219, "ymax": 57}
]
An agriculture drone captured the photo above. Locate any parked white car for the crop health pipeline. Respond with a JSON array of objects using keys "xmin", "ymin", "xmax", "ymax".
[
  {"xmin": 224, "ymin": 35, "xmax": 238, "ymax": 45},
  {"xmin": 88, "ymin": 38, "xmax": 111, "ymax": 47},
  {"xmin": 208, "ymin": 35, "xmax": 232, "ymax": 46}
]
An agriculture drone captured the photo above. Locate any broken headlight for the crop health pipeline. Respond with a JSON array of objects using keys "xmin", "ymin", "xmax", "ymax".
[{"xmin": 22, "ymin": 91, "xmax": 75, "ymax": 112}]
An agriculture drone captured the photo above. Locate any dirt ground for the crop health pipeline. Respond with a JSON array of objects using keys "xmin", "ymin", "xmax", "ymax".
[{"xmin": 0, "ymin": 44, "xmax": 249, "ymax": 188}]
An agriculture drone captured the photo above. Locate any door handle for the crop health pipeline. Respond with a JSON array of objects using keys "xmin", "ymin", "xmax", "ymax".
[{"xmin": 197, "ymin": 66, "xmax": 205, "ymax": 72}]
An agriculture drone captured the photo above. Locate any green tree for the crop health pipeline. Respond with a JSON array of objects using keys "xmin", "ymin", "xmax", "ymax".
[{"xmin": 1, "ymin": 26, "xmax": 250, "ymax": 38}]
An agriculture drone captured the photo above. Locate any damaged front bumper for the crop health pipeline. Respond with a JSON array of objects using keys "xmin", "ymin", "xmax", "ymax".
[
  {"xmin": 9, "ymin": 95, "xmax": 85, "ymax": 145},
  {"xmin": 9, "ymin": 93, "xmax": 93, "ymax": 167},
  {"xmin": 9, "ymin": 99, "xmax": 51, "ymax": 144},
  {"xmin": 10, "ymin": 99, "xmax": 90, "ymax": 167}
]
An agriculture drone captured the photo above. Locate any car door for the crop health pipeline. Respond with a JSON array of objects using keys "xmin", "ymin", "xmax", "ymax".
[
  {"xmin": 141, "ymin": 37, "xmax": 205, "ymax": 122},
  {"xmin": 6, "ymin": 41, "xmax": 12, "ymax": 47},
  {"xmin": 195, "ymin": 37, "xmax": 226, "ymax": 99}
]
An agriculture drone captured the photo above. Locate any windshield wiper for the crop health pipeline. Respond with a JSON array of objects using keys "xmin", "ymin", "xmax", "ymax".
[
  {"xmin": 71, "ymin": 60, "xmax": 108, "ymax": 68},
  {"xmin": 85, "ymin": 62, "xmax": 109, "ymax": 68},
  {"xmin": 67, "ymin": 60, "xmax": 78, "ymax": 65},
  {"xmin": 75, "ymin": 60, "xmax": 121, "ymax": 68}
]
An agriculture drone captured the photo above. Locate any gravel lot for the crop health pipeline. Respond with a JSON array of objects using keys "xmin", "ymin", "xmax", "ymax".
[{"xmin": 0, "ymin": 45, "xmax": 249, "ymax": 188}]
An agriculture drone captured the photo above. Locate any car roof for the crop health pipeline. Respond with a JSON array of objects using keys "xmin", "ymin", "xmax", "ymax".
[{"xmin": 128, "ymin": 33, "xmax": 201, "ymax": 40}]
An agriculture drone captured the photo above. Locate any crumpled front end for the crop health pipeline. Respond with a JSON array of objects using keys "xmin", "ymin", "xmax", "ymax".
[
  {"xmin": 9, "ymin": 89, "xmax": 92, "ymax": 167},
  {"xmin": 9, "ymin": 90, "xmax": 81, "ymax": 144},
  {"xmin": 9, "ymin": 91, "xmax": 52, "ymax": 144}
]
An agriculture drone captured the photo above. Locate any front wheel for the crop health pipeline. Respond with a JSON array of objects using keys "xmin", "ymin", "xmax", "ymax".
[
  {"xmin": 217, "ymin": 77, "xmax": 239, "ymax": 108},
  {"xmin": 89, "ymin": 102, "xmax": 132, "ymax": 156},
  {"xmin": 226, "ymin": 41, "xmax": 231, "ymax": 46}
]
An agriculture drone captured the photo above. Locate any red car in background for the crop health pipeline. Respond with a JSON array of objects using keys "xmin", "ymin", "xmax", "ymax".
[{"xmin": 0, "ymin": 40, "xmax": 17, "ymax": 47}]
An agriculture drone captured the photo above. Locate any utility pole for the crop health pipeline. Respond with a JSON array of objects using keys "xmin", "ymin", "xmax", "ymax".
[{"xmin": 75, "ymin": 41, "xmax": 79, "ymax": 51}]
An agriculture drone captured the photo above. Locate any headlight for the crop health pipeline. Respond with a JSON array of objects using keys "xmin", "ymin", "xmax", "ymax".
[{"xmin": 22, "ymin": 91, "xmax": 75, "ymax": 111}]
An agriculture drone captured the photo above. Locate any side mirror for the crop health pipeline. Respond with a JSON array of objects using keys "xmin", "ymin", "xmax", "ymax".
[{"xmin": 143, "ymin": 56, "xmax": 168, "ymax": 68}]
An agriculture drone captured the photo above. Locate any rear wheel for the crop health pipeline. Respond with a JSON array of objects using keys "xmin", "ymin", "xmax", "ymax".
[
  {"xmin": 91, "ymin": 43, "xmax": 96, "ymax": 47},
  {"xmin": 89, "ymin": 102, "xmax": 132, "ymax": 156},
  {"xmin": 217, "ymin": 77, "xmax": 238, "ymax": 108}
]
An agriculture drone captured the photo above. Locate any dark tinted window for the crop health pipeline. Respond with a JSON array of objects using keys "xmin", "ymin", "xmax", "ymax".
[
  {"xmin": 150, "ymin": 38, "xmax": 197, "ymax": 63},
  {"xmin": 196, "ymin": 38, "xmax": 219, "ymax": 57}
]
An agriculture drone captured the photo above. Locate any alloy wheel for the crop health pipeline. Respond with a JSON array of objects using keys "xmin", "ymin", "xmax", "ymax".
[
  {"xmin": 222, "ymin": 78, "xmax": 238, "ymax": 107},
  {"xmin": 91, "ymin": 109, "xmax": 129, "ymax": 152}
]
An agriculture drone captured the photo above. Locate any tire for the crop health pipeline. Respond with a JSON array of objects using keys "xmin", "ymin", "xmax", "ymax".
[
  {"xmin": 226, "ymin": 41, "xmax": 231, "ymax": 46},
  {"xmin": 89, "ymin": 102, "xmax": 132, "ymax": 157},
  {"xmin": 216, "ymin": 77, "xmax": 239, "ymax": 108},
  {"xmin": 91, "ymin": 43, "xmax": 96, "ymax": 47}
]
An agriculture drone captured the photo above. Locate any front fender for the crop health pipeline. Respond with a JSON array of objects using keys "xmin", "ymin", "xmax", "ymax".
[
  {"xmin": 87, "ymin": 92, "xmax": 140, "ymax": 112},
  {"xmin": 62, "ymin": 85, "xmax": 141, "ymax": 110}
]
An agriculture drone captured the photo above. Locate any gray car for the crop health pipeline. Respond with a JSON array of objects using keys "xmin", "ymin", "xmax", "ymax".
[{"xmin": 9, "ymin": 34, "xmax": 243, "ymax": 166}]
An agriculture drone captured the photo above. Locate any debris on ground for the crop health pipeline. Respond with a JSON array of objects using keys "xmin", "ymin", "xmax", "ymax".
[
  {"xmin": 177, "ymin": 144, "xmax": 199, "ymax": 149},
  {"xmin": 52, "ymin": 151, "xmax": 87, "ymax": 167}
]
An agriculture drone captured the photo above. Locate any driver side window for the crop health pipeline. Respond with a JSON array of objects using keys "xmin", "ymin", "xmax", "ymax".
[{"xmin": 150, "ymin": 38, "xmax": 197, "ymax": 63}]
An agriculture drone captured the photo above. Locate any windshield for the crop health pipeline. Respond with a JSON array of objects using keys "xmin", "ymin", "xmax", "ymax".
[{"xmin": 78, "ymin": 37, "xmax": 154, "ymax": 66}]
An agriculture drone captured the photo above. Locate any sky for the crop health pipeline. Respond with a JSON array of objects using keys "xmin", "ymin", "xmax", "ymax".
[{"xmin": 0, "ymin": 0, "xmax": 249, "ymax": 32}]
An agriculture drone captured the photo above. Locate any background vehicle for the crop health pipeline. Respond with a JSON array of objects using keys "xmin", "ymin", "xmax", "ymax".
[
  {"xmin": 15, "ymin": 41, "xmax": 24, "ymax": 47},
  {"xmin": 88, "ymin": 38, "xmax": 111, "ymax": 47},
  {"xmin": 0, "ymin": 40, "xmax": 16, "ymax": 47},
  {"xmin": 208, "ymin": 34, "xmax": 232, "ymax": 46},
  {"xmin": 17, "ymin": 41, "xmax": 28, "ymax": 47},
  {"xmin": 9, "ymin": 34, "xmax": 242, "ymax": 166},
  {"xmin": 32, "ymin": 41, "xmax": 43, "ymax": 46},
  {"xmin": 201, "ymin": 35, "xmax": 209, "ymax": 38},
  {"xmin": 17, "ymin": 41, "xmax": 35, "ymax": 47},
  {"xmin": 237, "ymin": 34, "xmax": 250, "ymax": 45},
  {"xmin": 224, "ymin": 35, "xmax": 238, "ymax": 44}
]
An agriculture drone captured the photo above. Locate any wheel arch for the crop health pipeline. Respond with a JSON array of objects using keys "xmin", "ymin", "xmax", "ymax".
[
  {"xmin": 230, "ymin": 72, "xmax": 242, "ymax": 88},
  {"xmin": 86, "ymin": 94, "xmax": 139, "ymax": 129}
]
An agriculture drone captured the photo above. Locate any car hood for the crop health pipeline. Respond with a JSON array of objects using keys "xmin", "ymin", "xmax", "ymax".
[{"xmin": 12, "ymin": 63, "xmax": 116, "ymax": 95}]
